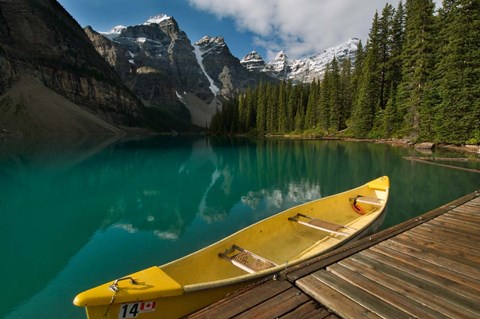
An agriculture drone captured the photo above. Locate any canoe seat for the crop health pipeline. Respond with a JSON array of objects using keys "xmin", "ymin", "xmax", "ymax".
[
  {"xmin": 288, "ymin": 213, "xmax": 355, "ymax": 236},
  {"xmin": 219, "ymin": 245, "xmax": 276, "ymax": 274},
  {"xmin": 353, "ymin": 196, "xmax": 383, "ymax": 206}
]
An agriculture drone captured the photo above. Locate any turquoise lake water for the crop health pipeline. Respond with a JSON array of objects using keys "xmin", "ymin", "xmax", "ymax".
[{"xmin": 1, "ymin": 136, "xmax": 478, "ymax": 319}]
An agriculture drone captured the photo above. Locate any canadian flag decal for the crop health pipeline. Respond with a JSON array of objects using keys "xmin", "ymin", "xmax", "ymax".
[{"xmin": 140, "ymin": 301, "xmax": 156, "ymax": 313}]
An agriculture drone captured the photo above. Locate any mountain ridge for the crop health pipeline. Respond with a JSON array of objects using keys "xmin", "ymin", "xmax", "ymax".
[{"xmin": 241, "ymin": 38, "xmax": 360, "ymax": 83}]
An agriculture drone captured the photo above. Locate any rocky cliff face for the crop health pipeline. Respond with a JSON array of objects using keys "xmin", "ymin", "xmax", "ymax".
[
  {"xmin": 88, "ymin": 15, "xmax": 215, "ymax": 123},
  {"xmin": 194, "ymin": 36, "xmax": 261, "ymax": 99},
  {"xmin": 0, "ymin": 0, "xmax": 146, "ymax": 129},
  {"xmin": 88, "ymin": 17, "xmax": 272, "ymax": 126}
]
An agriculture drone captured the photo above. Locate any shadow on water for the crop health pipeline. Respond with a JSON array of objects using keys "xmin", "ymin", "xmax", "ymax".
[{"xmin": 1, "ymin": 136, "xmax": 478, "ymax": 319}]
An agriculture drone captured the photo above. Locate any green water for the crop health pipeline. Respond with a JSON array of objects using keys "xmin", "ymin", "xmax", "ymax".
[{"xmin": 1, "ymin": 136, "xmax": 478, "ymax": 319}]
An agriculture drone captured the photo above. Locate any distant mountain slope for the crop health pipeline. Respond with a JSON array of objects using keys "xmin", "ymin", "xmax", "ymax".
[
  {"xmin": 0, "ymin": 77, "xmax": 124, "ymax": 136},
  {"xmin": 241, "ymin": 38, "xmax": 360, "ymax": 83},
  {"xmin": 0, "ymin": 0, "xmax": 151, "ymax": 136}
]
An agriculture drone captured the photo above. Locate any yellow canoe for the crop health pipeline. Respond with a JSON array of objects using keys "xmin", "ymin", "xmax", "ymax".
[{"xmin": 74, "ymin": 176, "xmax": 389, "ymax": 319}]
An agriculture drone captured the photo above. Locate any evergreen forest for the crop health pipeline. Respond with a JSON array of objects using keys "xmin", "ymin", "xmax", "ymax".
[{"xmin": 209, "ymin": 0, "xmax": 480, "ymax": 144}]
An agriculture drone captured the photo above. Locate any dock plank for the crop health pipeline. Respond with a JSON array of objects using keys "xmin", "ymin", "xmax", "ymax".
[
  {"xmin": 328, "ymin": 262, "xmax": 452, "ymax": 319},
  {"xmin": 450, "ymin": 205, "xmax": 480, "ymax": 215},
  {"xmin": 433, "ymin": 215, "xmax": 480, "ymax": 234},
  {"xmin": 370, "ymin": 244, "xmax": 480, "ymax": 293},
  {"xmin": 413, "ymin": 223, "xmax": 480, "ymax": 249},
  {"xmin": 310, "ymin": 269, "xmax": 412, "ymax": 319},
  {"xmin": 397, "ymin": 230, "xmax": 480, "ymax": 263},
  {"xmin": 361, "ymin": 248, "xmax": 480, "ymax": 304},
  {"xmin": 427, "ymin": 218, "xmax": 480, "ymax": 239},
  {"xmin": 343, "ymin": 252, "xmax": 480, "ymax": 318},
  {"xmin": 445, "ymin": 211, "xmax": 480, "ymax": 223},
  {"xmin": 392, "ymin": 233, "xmax": 480, "ymax": 269},
  {"xmin": 186, "ymin": 279, "xmax": 292, "ymax": 319},
  {"xmin": 278, "ymin": 301, "xmax": 332, "ymax": 319},
  {"xmin": 297, "ymin": 275, "xmax": 383, "ymax": 319},
  {"xmin": 409, "ymin": 227, "xmax": 480, "ymax": 258},
  {"xmin": 438, "ymin": 213, "xmax": 480, "ymax": 228},
  {"xmin": 377, "ymin": 238, "xmax": 480, "ymax": 280},
  {"xmin": 234, "ymin": 286, "xmax": 310, "ymax": 319}
]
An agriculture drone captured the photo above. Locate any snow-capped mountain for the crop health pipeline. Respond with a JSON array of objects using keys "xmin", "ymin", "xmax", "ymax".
[
  {"xmin": 86, "ymin": 13, "xmax": 357, "ymax": 128},
  {"xmin": 86, "ymin": 15, "xmax": 270, "ymax": 127},
  {"xmin": 241, "ymin": 38, "xmax": 360, "ymax": 83}
]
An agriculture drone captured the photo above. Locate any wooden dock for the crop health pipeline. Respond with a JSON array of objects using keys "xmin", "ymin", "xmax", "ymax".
[{"xmin": 187, "ymin": 190, "xmax": 480, "ymax": 319}]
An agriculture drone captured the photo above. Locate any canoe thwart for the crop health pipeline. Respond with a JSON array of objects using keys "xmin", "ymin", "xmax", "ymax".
[
  {"xmin": 289, "ymin": 214, "xmax": 354, "ymax": 236},
  {"xmin": 219, "ymin": 245, "xmax": 277, "ymax": 274},
  {"xmin": 352, "ymin": 196, "xmax": 383, "ymax": 206}
]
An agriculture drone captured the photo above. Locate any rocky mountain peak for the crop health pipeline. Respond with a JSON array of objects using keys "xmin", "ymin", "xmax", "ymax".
[
  {"xmin": 273, "ymin": 51, "xmax": 288, "ymax": 61},
  {"xmin": 240, "ymin": 51, "xmax": 265, "ymax": 72},
  {"xmin": 195, "ymin": 36, "xmax": 227, "ymax": 58},
  {"xmin": 253, "ymin": 38, "xmax": 359, "ymax": 83},
  {"xmin": 263, "ymin": 51, "xmax": 290, "ymax": 79}
]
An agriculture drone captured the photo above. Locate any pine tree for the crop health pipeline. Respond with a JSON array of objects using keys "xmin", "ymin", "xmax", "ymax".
[
  {"xmin": 256, "ymin": 82, "xmax": 267, "ymax": 134},
  {"xmin": 351, "ymin": 12, "xmax": 382, "ymax": 137},
  {"xmin": 277, "ymin": 81, "xmax": 288, "ymax": 133},
  {"xmin": 349, "ymin": 40, "xmax": 365, "ymax": 130},
  {"xmin": 245, "ymin": 86, "xmax": 255, "ymax": 132},
  {"xmin": 396, "ymin": 0, "xmax": 436, "ymax": 141},
  {"xmin": 304, "ymin": 79, "xmax": 318, "ymax": 129},
  {"xmin": 378, "ymin": 3, "xmax": 395, "ymax": 110},
  {"xmin": 266, "ymin": 83, "xmax": 278, "ymax": 133},
  {"xmin": 237, "ymin": 94, "xmax": 246, "ymax": 133},
  {"xmin": 390, "ymin": 1, "xmax": 405, "ymax": 96},
  {"xmin": 339, "ymin": 58, "xmax": 353, "ymax": 130},
  {"xmin": 318, "ymin": 65, "xmax": 331, "ymax": 131},
  {"xmin": 286, "ymin": 81, "xmax": 296, "ymax": 132},
  {"xmin": 434, "ymin": 0, "xmax": 480, "ymax": 143},
  {"xmin": 381, "ymin": 83, "xmax": 400, "ymax": 136},
  {"xmin": 294, "ymin": 88, "xmax": 306, "ymax": 132},
  {"xmin": 328, "ymin": 57, "xmax": 343, "ymax": 132}
]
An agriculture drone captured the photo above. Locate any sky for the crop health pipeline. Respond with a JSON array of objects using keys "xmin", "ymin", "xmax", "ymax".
[{"xmin": 58, "ymin": 0, "xmax": 442, "ymax": 61}]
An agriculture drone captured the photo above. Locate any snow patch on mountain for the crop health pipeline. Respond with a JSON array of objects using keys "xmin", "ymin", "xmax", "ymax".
[
  {"xmin": 98, "ymin": 14, "xmax": 173, "ymax": 40},
  {"xmin": 99, "ymin": 25, "xmax": 126, "ymax": 40},
  {"xmin": 193, "ymin": 44, "xmax": 220, "ymax": 96},
  {"xmin": 144, "ymin": 14, "xmax": 171, "ymax": 25}
]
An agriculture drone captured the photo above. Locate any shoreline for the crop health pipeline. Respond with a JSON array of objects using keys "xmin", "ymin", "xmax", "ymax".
[
  {"xmin": 2, "ymin": 129, "xmax": 479, "ymax": 155},
  {"xmin": 263, "ymin": 134, "xmax": 480, "ymax": 155}
]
